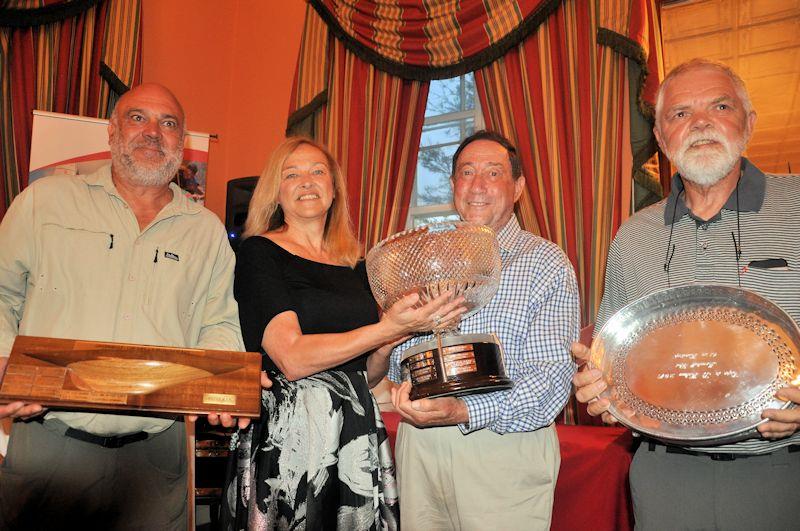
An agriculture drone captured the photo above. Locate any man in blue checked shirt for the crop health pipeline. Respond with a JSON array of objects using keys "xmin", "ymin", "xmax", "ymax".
[{"xmin": 389, "ymin": 130, "xmax": 580, "ymax": 530}]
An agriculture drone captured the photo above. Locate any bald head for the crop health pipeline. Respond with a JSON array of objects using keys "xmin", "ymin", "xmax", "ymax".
[
  {"xmin": 108, "ymin": 83, "xmax": 186, "ymax": 187},
  {"xmin": 111, "ymin": 83, "xmax": 185, "ymax": 133}
]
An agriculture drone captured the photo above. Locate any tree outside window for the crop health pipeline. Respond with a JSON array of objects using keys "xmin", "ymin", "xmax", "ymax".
[{"xmin": 407, "ymin": 75, "xmax": 483, "ymax": 228}]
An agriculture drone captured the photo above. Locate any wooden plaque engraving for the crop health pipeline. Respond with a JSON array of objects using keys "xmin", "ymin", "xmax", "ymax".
[{"xmin": 0, "ymin": 336, "xmax": 262, "ymax": 417}]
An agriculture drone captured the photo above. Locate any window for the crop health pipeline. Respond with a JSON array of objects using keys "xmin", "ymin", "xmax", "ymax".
[{"xmin": 406, "ymin": 74, "xmax": 484, "ymax": 228}]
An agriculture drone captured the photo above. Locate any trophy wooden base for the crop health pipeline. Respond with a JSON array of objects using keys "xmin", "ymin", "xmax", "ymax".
[
  {"xmin": 400, "ymin": 333, "xmax": 513, "ymax": 400},
  {"xmin": 0, "ymin": 336, "xmax": 262, "ymax": 417}
]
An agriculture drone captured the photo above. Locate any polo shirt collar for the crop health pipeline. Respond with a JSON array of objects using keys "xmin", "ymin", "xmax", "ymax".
[{"xmin": 663, "ymin": 157, "xmax": 765, "ymax": 225}]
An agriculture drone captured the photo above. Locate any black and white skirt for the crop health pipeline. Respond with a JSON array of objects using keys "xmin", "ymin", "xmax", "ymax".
[{"xmin": 222, "ymin": 370, "xmax": 399, "ymax": 530}]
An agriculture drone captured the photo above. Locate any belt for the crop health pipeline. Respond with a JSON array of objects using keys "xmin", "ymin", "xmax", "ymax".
[
  {"xmin": 647, "ymin": 441, "xmax": 800, "ymax": 461},
  {"xmin": 64, "ymin": 427, "xmax": 149, "ymax": 448},
  {"xmin": 29, "ymin": 416, "xmax": 151, "ymax": 448}
]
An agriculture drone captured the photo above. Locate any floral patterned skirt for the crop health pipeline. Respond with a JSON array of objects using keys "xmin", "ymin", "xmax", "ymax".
[{"xmin": 221, "ymin": 370, "xmax": 399, "ymax": 530}]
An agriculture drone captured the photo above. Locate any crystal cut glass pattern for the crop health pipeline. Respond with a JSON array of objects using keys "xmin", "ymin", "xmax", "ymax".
[{"xmin": 366, "ymin": 222, "xmax": 501, "ymax": 327}]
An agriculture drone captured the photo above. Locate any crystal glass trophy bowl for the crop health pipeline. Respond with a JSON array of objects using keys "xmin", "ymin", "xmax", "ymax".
[
  {"xmin": 367, "ymin": 221, "xmax": 512, "ymax": 399},
  {"xmin": 590, "ymin": 284, "xmax": 800, "ymax": 445}
]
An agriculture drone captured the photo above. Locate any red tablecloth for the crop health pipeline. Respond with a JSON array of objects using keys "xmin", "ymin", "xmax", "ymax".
[
  {"xmin": 381, "ymin": 412, "xmax": 634, "ymax": 531},
  {"xmin": 553, "ymin": 424, "xmax": 634, "ymax": 531}
]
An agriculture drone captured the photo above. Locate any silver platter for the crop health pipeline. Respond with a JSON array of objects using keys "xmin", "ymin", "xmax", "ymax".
[{"xmin": 590, "ymin": 284, "xmax": 800, "ymax": 445}]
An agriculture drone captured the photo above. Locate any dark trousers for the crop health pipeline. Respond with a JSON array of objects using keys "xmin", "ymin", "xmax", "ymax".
[
  {"xmin": 0, "ymin": 417, "xmax": 187, "ymax": 531},
  {"xmin": 630, "ymin": 442, "xmax": 800, "ymax": 531}
]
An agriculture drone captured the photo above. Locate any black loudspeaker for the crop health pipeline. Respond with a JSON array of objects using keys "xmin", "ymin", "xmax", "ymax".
[{"xmin": 225, "ymin": 176, "xmax": 258, "ymax": 251}]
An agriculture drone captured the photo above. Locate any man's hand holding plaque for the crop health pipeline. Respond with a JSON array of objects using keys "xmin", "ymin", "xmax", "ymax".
[
  {"xmin": 0, "ymin": 357, "xmax": 44, "ymax": 420},
  {"xmin": 760, "ymin": 386, "xmax": 800, "ymax": 440},
  {"xmin": 199, "ymin": 371, "xmax": 273, "ymax": 429}
]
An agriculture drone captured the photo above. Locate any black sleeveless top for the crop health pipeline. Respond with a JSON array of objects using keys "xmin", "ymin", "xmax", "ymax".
[{"xmin": 234, "ymin": 236, "xmax": 378, "ymax": 373}]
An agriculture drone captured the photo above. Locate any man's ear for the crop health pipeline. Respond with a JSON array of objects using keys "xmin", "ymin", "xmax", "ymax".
[
  {"xmin": 514, "ymin": 175, "xmax": 525, "ymax": 202},
  {"xmin": 653, "ymin": 124, "xmax": 667, "ymax": 155},
  {"xmin": 745, "ymin": 110, "xmax": 757, "ymax": 143}
]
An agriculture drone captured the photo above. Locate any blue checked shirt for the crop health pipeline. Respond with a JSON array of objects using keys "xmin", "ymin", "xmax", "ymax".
[{"xmin": 388, "ymin": 216, "xmax": 580, "ymax": 434}]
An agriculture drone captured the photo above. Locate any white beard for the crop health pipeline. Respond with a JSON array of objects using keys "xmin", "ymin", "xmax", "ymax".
[
  {"xmin": 669, "ymin": 130, "xmax": 743, "ymax": 188},
  {"xmin": 110, "ymin": 134, "xmax": 183, "ymax": 187}
]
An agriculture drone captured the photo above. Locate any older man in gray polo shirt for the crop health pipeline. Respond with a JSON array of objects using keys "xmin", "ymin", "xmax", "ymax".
[{"xmin": 573, "ymin": 59, "xmax": 800, "ymax": 530}]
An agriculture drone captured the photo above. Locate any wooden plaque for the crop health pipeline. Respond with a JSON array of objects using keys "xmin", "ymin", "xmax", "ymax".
[{"xmin": 0, "ymin": 336, "xmax": 262, "ymax": 417}]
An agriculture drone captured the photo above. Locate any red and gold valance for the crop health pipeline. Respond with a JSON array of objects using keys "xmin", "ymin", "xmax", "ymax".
[{"xmin": 309, "ymin": 0, "xmax": 562, "ymax": 80}]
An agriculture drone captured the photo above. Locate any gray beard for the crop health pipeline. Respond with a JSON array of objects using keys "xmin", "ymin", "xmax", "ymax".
[
  {"xmin": 670, "ymin": 132, "xmax": 743, "ymax": 188},
  {"xmin": 111, "ymin": 138, "xmax": 183, "ymax": 187}
]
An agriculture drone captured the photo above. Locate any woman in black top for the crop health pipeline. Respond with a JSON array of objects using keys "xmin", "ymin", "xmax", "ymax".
[{"xmin": 222, "ymin": 137, "xmax": 464, "ymax": 530}]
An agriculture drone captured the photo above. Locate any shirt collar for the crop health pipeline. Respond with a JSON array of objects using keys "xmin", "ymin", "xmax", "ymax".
[
  {"xmin": 83, "ymin": 163, "xmax": 202, "ymax": 216},
  {"xmin": 495, "ymin": 215, "xmax": 522, "ymax": 252},
  {"xmin": 663, "ymin": 157, "xmax": 765, "ymax": 225}
]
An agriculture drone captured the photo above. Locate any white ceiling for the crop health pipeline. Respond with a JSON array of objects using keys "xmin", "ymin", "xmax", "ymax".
[{"xmin": 661, "ymin": 0, "xmax": 800, "ymax": 173}]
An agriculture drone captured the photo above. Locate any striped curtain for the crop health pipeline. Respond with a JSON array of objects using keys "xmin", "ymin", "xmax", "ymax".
[
  {"xmin": 598, "ymin": 0, "xmax": 667, "ymax": 198},
  {"xmin": 320, "ymin": 39, "xmax": 428, "ymax": 251},
  {"xmin": 288, "ymin": 5, "xmax": 429, "ymax": 254},
  {"xmin": 475, "ymin": 0, "xmax": 662, "ymax": 424},
  {"xmin": 292, "ymin": 0, "xmax": 663, "ymax": 425},
  {"xmin": 475, "ymin": 0, "xmax": 597, "ymax": 324},
  {"xmin": 0, "ymin": 0, "xmax": 142, "ymax": 219},
  {"xmin": 308, "ymin": 0, "xmax": 560, "ymax": 79},
  {"xmin": 293, "ymin": 0, "xmax": 662, "ymax": 314},
  {"xmin": 475, "ymin": 0, "xmax": 663, "ymax": 325}
]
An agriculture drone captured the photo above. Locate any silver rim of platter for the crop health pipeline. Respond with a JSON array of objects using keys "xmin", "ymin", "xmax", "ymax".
[{"xmin": 590, "ymin": 284, "xmax": 800, "ymax": 445}]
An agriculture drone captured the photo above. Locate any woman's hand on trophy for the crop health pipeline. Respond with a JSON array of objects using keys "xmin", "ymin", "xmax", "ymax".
[
  {"xmin": 759, "ymin": 386, "xmax": 800, "ymax": 440},
  {"xmin": 390, "ymin": 380, "xmax": 469, "ymax": 427},
  {"xmin": 571, "ymin": 341, "xmax": 616, "ymax": 425},
  {"xmin": 381, "ymin": 291, "xmax": 467, "ymax": 338}
]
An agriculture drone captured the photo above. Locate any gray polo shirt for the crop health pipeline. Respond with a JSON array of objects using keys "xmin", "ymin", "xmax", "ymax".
[{"xmin": 596, "ymin": 158, "xmax": 800, "ymax": 454}]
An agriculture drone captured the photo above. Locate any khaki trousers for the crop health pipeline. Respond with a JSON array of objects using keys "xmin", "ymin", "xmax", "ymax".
[{"xmin": 396, "ymin": 422, "xmax": 559, "ymax": 531}]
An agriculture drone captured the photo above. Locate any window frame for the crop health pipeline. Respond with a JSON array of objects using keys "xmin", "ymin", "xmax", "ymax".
[{"xmin": 406, "ymin": 75, "xmax": 484, "ymax": 228}]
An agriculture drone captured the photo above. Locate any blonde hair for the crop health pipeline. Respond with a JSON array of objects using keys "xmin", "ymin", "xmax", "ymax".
[{"xmin": 243, "ymin": 136, "xmax": 361, "ymax": 267}]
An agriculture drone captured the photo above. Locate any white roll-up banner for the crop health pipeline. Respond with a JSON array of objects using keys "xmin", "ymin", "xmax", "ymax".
[{"xmin": 29, "ymin": 110, "xmax": 211, "ymax": 204}]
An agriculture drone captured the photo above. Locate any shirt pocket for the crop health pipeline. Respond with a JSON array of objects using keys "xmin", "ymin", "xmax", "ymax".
[
  {"xmin": 742, "ymin": 265, "xmax": 800, "ymax": 319},
  {"xmin": 143, "ymin": 243, "xmax": 200, "ymax": 324},
  {"xmin": 38, "ymin": 223, "xmax": 116, "ymax": 295}
]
